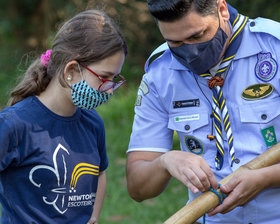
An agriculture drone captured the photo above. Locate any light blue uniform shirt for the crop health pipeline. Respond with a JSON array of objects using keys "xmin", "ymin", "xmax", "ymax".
[{"xmin": 128, "ymin": 18, "xmax": 280, "ymax": 224}]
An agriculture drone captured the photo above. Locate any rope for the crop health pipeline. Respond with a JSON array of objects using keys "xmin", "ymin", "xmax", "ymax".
[{"xmin": 202, "ymin": 184, "xmax": 227, "ymax": 224}]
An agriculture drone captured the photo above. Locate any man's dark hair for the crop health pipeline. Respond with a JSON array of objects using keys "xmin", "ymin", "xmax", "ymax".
[{"xmin": 147, "ymin": 0, "xmax": 218, "ymax": 22}]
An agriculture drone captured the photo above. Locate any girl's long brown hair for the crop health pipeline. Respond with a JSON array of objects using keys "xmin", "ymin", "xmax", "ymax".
[{"xmin": 8, "ymin": 10, "xmax": 127, "ymax": 106}]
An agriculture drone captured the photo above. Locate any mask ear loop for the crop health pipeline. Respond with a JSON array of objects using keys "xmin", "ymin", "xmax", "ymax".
[
  {"xmin": 77, "ymin": 64, "xmax": 85, "ymax": 81},
  {"xmin": 69, "ymin": 63, "xmax": 85, "ymax": 92},
  {"xmin": 217, "ymin": 6, "xmax": 222, "ymax": 32}
]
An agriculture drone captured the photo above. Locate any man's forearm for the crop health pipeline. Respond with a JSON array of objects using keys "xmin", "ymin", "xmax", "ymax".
[{"xmin": 126, "ymin": 152, "xmax": 171, "ymax": 202}]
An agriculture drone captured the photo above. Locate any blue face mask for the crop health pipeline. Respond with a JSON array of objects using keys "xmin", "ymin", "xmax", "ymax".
[
  {"xmin": 169, "ymin": 26, "xmax": 228, "ymax": 75},
  {"xmin": 71, "ymin": 80, "xmax": 112, "ymax": 110}
]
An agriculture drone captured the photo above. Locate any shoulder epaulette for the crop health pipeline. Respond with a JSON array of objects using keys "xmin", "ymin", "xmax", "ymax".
[
  {"xmin": 249, "ymin": 17, "xmax": 280, "ymax": 40},
  {"xmin": 145, "ymin": 42, "xmax": 169, "ymax": 72}
]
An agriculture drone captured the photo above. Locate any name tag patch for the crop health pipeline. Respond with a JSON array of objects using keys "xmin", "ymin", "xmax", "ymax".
[
  {"xmin": 174, "ymin": 114, "xmax": 200, "ymax": 122},
  {"xmin": 173, "ymin": 99, "xmax": 200, "ymax": 108}
]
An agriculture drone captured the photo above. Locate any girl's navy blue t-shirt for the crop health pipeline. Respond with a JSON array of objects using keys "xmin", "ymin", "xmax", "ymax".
[{"xmin": 0, "ymin": 96, "xmax": 108, "ymax": 223}]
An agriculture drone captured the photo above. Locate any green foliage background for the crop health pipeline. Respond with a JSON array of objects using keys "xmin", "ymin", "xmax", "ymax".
[
  {"xmin": 0, "ymin": 0, "xmax": 280, "ymax": 223},
  {"xmin": 96, "ymin": 87, "xmax": 186, "ymax": 223}
]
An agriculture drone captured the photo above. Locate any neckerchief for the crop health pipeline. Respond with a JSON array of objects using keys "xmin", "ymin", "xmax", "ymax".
[{"xmin": 200, "ymin": 5, "xmax": 248, "ymax": 170}]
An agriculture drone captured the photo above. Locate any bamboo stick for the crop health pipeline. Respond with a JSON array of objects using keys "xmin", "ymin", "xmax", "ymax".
[{"xmin": 164, "ymin": 142, "xmax": 280, "ymax": 224}]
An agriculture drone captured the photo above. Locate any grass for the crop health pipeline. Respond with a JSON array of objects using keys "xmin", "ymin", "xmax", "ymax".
[{"xmin": 96, "ymin": 85, "xmax": 188, "ymax": 223}]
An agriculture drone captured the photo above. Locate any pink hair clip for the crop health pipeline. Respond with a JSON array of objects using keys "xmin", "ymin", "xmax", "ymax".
[{"xmin": 40, "ymin": 49, "xmax": 52, "ymax": 67}]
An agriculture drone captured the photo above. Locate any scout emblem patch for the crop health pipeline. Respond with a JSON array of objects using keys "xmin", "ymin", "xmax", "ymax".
[
  {"xmin": 241, "ymin": 83, "xmax": 273, "ymax": 100},
  {"xmin": 184, "ymin": 136, "xmax": 204, "ymax": 155},
  {"xmin": 261, "ymin": 126, "xmax": 277, "ymax": 147},
  {"xmin": 255, "ymin": 52, "xmax": 278, "ymax": 82}
]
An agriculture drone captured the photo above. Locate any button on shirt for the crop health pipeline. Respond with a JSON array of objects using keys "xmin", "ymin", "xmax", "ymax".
[{"xmin": 128, "ymin": 18, "xmax": 280, "ymax": 224}]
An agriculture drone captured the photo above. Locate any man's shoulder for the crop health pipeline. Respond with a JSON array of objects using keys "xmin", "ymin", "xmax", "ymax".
[
  {"xmin": 249, "ymin": 17, "xmax": 280, "ymax": 40},
  {"xmin": 144, "ymin": 42, "xmax": 171, "ymax": 73}
]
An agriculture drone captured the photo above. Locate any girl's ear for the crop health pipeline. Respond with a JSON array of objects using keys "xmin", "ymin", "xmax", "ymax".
[{"xmin": 63, "ymin": 60, "xmax": 79, "ymax": 83}]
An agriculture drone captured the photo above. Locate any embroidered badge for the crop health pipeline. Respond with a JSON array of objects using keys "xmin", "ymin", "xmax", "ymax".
[
  {"xmin": 139, "ymin": 80, "xmax": 149, "ymax": 95},
  {"xmin": 173, "ymin": 99, "xmax": 200, "ymax": 108},
  {"xmin": 261, "ymin": 126, "xmax": 277, "ymax": 147},
  {"xmin": 255, "ymin": 52, "xmax": 278, "ymax": 82},
  {"xmin": 241, "ymin": 83, "xmax": 274, "ymax": 100},
  {"xmin": 184, "ymin": 136, "xmax": 204, "ymax": 155},
  {"xmin": 174, "ymin": 114, "xmax": 200, "ymax": 122},
  {"xmin": 135, "ymin": 95, "xmax": 142, "ymax": 106}
]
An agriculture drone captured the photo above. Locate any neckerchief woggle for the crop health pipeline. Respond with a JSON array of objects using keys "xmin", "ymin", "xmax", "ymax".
[{"xmin": 200, "ymin": 5, "xmax": 249, "ymax": 170}]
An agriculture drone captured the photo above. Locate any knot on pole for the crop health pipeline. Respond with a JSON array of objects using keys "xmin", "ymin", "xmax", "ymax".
[{"xmin": 208, "ymin": 184, "xmax": 227, "ymax": 205}]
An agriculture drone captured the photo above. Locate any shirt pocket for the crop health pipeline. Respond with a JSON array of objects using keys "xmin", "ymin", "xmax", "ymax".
[
  {"xmin": 239, "ymin": 98, "xmax": 280, "ymax": 125},
  {"xmin": 238, "ymin": 97, "xmax": 280, "ymax": 151},
  {"xmin": 168, "ymin": 109, "xmax": 210, "ymax": 145}
]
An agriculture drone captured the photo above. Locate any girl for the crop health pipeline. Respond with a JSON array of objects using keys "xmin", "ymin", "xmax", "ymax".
[{"xmin": 0, "ymin": 9, "xmax": 127, "ymax": 224}]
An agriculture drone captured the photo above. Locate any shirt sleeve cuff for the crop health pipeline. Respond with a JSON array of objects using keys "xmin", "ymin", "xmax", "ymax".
[{"xmin": 126, "ymin": 147, "xmax": 170, "ymax": 154}]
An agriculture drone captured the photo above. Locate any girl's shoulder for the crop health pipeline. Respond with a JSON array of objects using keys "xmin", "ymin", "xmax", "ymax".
[
  {"xmin": 80, "ymin": 109, "xmax": 104, "ymax": 127},
  {"xmin": 0, "ymin": 96, "xmax": 36, "ymax": 129}
]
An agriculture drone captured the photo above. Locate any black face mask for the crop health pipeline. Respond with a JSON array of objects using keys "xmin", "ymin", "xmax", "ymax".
[{"xmin": 169, "ymin": 26, "xmax": 228, "ymax": 75}]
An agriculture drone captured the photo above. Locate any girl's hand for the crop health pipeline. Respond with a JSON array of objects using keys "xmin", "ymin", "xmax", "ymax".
[{"xmin": 87, "ymin": 216, "xmax": 98, "ymax": 224}]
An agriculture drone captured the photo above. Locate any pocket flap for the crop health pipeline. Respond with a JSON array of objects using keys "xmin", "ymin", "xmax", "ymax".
[
  {"xmin": 239, "ymin": 98, "xmax": 280, "ymax": 123},
  {"xmin": 168, "ymin": 110, "xmax": 209, "ymax": 133}
]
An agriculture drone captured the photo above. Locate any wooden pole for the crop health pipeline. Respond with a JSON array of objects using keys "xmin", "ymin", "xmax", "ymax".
[{"xmin": 164, "ymin": 142, "xmax": 280, "ymax": 224}]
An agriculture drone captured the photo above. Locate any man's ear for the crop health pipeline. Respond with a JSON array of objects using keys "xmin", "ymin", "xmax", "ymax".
[
  {"xmin": 63, "ymin": 60, "xmax": 79, "ymax": 82},
  {"xmin": 218, "ymin": 0, "xmax": 230, "ymax": 22}
]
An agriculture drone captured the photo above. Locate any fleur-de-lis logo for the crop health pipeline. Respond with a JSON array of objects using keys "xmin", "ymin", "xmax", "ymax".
[
  {"xmin": 29, "ymin": 144, "xmax": 69, "ymax": 214},
  {"xmin": 255, "ymin": 52, "xmax": 277, "ymax": 82}
]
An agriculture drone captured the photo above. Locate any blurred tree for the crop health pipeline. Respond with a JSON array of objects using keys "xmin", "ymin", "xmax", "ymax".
[
  {"xmin": 0, "ymin": 0, "xmax": 162, "ymax": 83},
  {"xmin": 229, "ymin": 0, "xmax": 280, "ymax": 21},
  {"xmin": 0, "ymin": 0, "xmax": 79, "ymax": 75},
  {"xmin": 85, "ymin": 0, "xmax": 162, "ymax": 82},
  {"xmin": 0, "ymin": 0, "xmax": 280, "ymax": 82}
]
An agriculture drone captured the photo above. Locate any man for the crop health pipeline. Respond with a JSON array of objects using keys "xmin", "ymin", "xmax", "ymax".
[{"xmin": 126, "ymin": 0, "xmax": 280, "ymax": 223}]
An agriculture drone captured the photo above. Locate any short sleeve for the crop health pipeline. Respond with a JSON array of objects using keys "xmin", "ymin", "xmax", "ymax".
[
  {"xmin": 97, "ymin": 119, "xmax": 108, "ymax": 172},
  {"xmin": 128, "ymin": 74, "xmax": 173, "ymax": 152},
  {"xmin": 0, "ymin": 113, "xmax": 20, "ymax": 171}
]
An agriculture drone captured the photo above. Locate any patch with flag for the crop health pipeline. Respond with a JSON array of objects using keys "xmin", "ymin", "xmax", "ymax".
[{"xmin": 261, "ymin": 126, "xmax": 277, "ymax": 147}]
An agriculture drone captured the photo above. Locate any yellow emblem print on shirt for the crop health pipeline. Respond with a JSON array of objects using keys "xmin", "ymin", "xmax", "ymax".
[
  {"xmin": 69, "ymin": 163, "xmax": 99, "ymax": 193},
  {"xmin": 241, "ymin": 83, "xmax": 274, "ymax": 100},
  {"xmin": 29, "ymin": 144, "xmax": 99, "ymax": 214}
]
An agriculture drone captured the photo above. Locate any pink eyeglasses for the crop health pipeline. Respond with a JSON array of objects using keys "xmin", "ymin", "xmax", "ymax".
[{"xmin": 80, "ymin": 63, "xmax": 126, "ymax": 92}]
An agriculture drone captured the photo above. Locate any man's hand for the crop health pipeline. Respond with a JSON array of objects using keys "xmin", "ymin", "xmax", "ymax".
[
  {"xmin": 161, "ymin": 150, "xmax": 218, "ymax": 193},
  {"xmin": 208, "ymin": 168, "xmax": 268, "ymax": 216}
]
